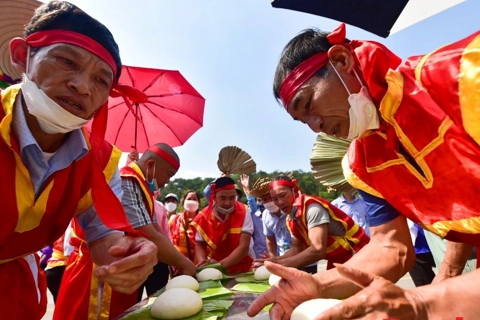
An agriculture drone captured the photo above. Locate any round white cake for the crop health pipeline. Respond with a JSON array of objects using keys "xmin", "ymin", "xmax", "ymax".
[
  {"xmin": 254, "ymin": 265, "xmax": 272, "ymax": 281},
  {"xmin": 290, "ymin": 298, "xmax": 342, "ymax": 320},
  {"xmin": 268, "ymin": 273, "xmax": 282, "ymax": 286},
  {"xmin": 197, "ymin": 268, "xmax": 223, "ymax": 282},
  {"xmin": 165, "ymin": 275, "xmax": 199, "ymax": 291},
  {"xmin": 151, "ymin": 288, "xmax": 202, "ymax": 319}
]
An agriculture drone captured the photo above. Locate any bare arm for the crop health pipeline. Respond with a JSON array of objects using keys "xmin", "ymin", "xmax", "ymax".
[
  {"xmin": 90, "ymin": 232, "xmax": 124, "ymax": 266},
  {"xmin": 432, "ymin": 241, "xmax": 473, "ymax": 284},
  {"xmin": 416, "ymin": 268, "xmax": 480, "ymax": 318},
  {"xmin": 266, "ymin": 235, "xmax": 278, "ymax": 257},
  {"xmin": 220, "ymin": 233, "xmax": 251, "ymax": 270},
  {"xmin": 195, "ymin": 241, "xmax": 209, "ymax": 266},
  {"xmin": 275, "ymin": 224, "xmax": 328, "ymax": 268},
  {"xmin": 316, "ymin": 215, "xmax": 415, "ymax": 299}
]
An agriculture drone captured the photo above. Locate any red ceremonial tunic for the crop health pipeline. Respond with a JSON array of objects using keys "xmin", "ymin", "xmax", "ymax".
[
  {"xmin": 0, "ymin": 86, "xmax": 131, "ymax": 319},
  {"xmin": 287, "ymin": 193, "xmax": 369, "ymax": 270},
  {"xmin": 54, "ymin": 162, "xmax": 155, "ymax": 320},
  {"xmin": 170, "ymin": 212, "xmax": 197, "ymax": 263},
  {"xmin": 191, "ymin": 202, "xmax": 253, "ymax": 274},
  {"xmin": 347, "ymin": 31, "xmax": 480, "ymax": 247}
]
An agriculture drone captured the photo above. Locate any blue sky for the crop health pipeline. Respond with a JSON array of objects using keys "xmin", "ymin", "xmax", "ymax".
[{"xmin": 66, "ymin": 0, "xmax": 479, "ymax": 179}]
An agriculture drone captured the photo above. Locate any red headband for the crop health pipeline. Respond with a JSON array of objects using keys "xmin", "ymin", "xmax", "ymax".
[
  {"xmin": 270, "ymin": 179, "xmax": 298, "ymax": 190},
  {"xmin": 211, "ymin": 184, "xmax": 235, "ymax": 193},
  {"xmin": 26, "ymin": 30, "xmax": 118, "ymax": 80},
  {"xmin": 149, "ymin": 145, "xmax": 180, "ymax": 170},
  {"xmin": 279, "ymin": 23, "xmax": 402, "ymax": 110},
  {"xmin": 279, "ymin": 23, "xmax": 347, "ymax": 110}
]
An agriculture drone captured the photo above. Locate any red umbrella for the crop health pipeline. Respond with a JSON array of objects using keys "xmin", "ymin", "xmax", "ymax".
[{"xmin": 101, "ymin": 65, "xmax": 205, "ymax": 152}]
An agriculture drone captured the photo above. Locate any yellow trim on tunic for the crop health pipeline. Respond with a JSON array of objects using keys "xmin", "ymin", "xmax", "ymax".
[
  {"xmin": 459, "ymin": 34, "xmax": 480, "ymax": 145},
  {"xmin": 190, "ymin": 220, "xmax": 217, "ymax": 251},
  {"xmin": 343, "ymin": 153, "xmax": 384, "ymax": 198},
  {"xmin": 88, "ymin": 264, "xmax": 112, "ymax": 320}
]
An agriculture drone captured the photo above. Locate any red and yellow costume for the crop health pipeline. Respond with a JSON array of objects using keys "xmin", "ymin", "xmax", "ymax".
[
  {"xmin": 46, "ymin": 233, "xmax": 67, "ymax": 270},
  {"xmin": 346, "ymin": 30, "xmax": 480, "ymax": 247},
  {"xmin": 191, "ymin": 201, "xmax": 253, "ymax": 274},
  {"xmin": 0, "ymin": 85, "xmax": 134, "ymax": 319},
  {"xmin": 170, "ymin": 212, "xmax": 197, "ymax": 263},
  {"xmin": 287, "ymin": 192, "xmax": 369, "ymax": 270},
  {"xmin": 54, "ymin": 162, "xmax": 154, "ymax": 320}
]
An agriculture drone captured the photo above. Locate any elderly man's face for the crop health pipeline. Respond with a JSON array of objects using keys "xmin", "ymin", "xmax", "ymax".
[
  {"xmin": 286, "ymin": 63, "xmax": 361, "ymax": 139},
  {"xmin": 27, "ymin": 43, "xmax": 114, "ymax": 120}
]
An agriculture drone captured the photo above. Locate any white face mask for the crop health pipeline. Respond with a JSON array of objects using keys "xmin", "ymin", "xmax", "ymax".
[
  {"xmin": 215, "ymin": 204, "xmax": 235, "ymax": 215},
  {"xmin": 184, "ymin": 200, "xmax": 199, "ymax": 212},
  {"xmin": 22, "ymin": 75, "xmax": 90, "ymax": 134},
  {"xmin": 329, "ymin": 61, "xmax": 380, "ymax": 140},
  {"xmin": 165, "ymin": 202, "xmax": 177, "ymax": 213},
  {"xmin": 263, "ymin": 201, "xmax": 279, "ymax": 213}
]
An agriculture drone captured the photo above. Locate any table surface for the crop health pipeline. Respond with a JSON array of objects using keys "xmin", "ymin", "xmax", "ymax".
[{"xmin": 115, "ymin": 278, "xmax": 270, "ymax": 319}]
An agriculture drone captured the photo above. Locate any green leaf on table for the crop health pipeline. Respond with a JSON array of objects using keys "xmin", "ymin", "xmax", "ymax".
[
  {"xmin": 231, "ymin": 282, "xmax": 271, "ymax": 293},
  {"xmin": 119, "ymin": 298, "xmax": 233, "ymax": 320},
  {"xmin": 234, "ymin": 272, "xmax": 268, "ymax": 283},
  {"xmin": 202, "ymin": 299, "xmax": 234, "ymax": 311},
  {"xmin": 196, "ymin": 262, "xmax": 226, "ymax": 274},
  {"xmin": 198, "ymin": 280, "xmax": 233, "ymax": 299}
]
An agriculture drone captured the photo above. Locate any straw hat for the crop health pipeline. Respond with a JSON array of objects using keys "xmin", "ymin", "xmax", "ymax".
[
  {"xmin": 249, "ymin": 177, "xmax": 272, "ymax": 199},
  {"xmin": 0, "ymin": 0, "xmax": 41, "ymax": 82}
]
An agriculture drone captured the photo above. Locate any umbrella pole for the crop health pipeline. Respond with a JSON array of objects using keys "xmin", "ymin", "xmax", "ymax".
[{"xmin": 134, "ymin": 103, "xmax": 138, "ymax": 149}]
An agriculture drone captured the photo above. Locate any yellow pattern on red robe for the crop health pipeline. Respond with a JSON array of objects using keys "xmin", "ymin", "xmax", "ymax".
[
  {"xmin": 347, "ymin": 30, "xmax": 480, "ymax": 246},
  {"xmin": 191, "ymin": 202, "xmax": 253, "ymax": 274},
  {"xmin": 286, "ymin": 193, "xmax": 369, "ymax": 269},
  {"xmin": 0, "ymin": 86, "xmax": 123, "ymax": 319}
]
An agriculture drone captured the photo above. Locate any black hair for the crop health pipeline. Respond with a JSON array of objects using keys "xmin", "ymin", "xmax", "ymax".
[
  {"xmin": 273, "ymin": 28, "xmax": 350, "ymax": 105},
  {"xmin": 274, "ymin": 175, "xmax": 293, "ymax": 182},
  {"xmin": 214, "ymin": 177, "xmax": 235, "ymax": 189},
  {"xmin": 24, "ymin": 1, "xmax": 122, "ymax": 82},
  {"xmin": 181, "ymin": 189, "xmax": 202, "ymax": 206}
]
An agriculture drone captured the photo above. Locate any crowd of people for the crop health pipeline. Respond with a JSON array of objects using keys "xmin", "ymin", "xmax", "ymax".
[{"xmin": 1, "ymin": 0, "xmax": 479, "ymax": 319}]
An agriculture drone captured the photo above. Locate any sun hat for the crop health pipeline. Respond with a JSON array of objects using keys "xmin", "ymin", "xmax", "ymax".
[{"xmin": 0, "ymin": 0, "xmax": 41, "ymax": 83}]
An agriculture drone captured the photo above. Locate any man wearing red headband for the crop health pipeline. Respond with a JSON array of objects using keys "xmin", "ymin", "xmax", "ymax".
[
  {"xmin": 253, "ymin": 175, "xmax": 368, "ymax": 273},
  {"xmin": 191, "ymin": 176, "xmax": 254, "ymax": 274},
  {"xmin": 248, "ymin": 24, "xmax": 480, "ymax": 319},
  {"xmin": 0, "ymin": 2, "xmax": 157, "ymax": 319},
  {"xmin": 54, "ymin": 143, "xmax": 196, "ymax": 319}
]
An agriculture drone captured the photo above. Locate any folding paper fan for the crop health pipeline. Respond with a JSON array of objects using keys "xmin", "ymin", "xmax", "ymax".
[
  {"xmin": 217, "ymin": 146, "xmax": 256, "ymax": 175},
  {"xmin": 310, "ymin": 133, "xmax": 355, "ymax": 193}
]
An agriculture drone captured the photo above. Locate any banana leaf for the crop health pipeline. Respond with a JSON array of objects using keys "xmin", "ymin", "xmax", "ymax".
[
  {"xmin": 198, "ymin": 280, "xmax": 233, "ymax": 300},
  {"xmin": 231, "ymin": 282, "xmax": 271, "ymax": 293},
  {"xmin": 234, "ymin": 272, "xmax": 269, "ymax": 284},
  {"xmin": 119, "ymin": 297, "xmax": 233, "ymax": 320}
]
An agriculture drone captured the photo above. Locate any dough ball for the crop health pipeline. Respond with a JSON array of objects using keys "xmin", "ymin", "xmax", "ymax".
[
  {"xmin": 254, "ymin": 265, "xmax": 272, "ymax": 281},
  {"xmin": 165, "ymin": 275, "xmax": 199, "ymax": 291},
  {"xmin": 291, "ymin": 299, "xmax": 342, "ymax": 320},
  {"xmin": 268, "ymin": 273, "xmax": 282, "ymax": 286},
  {"xmin": 151, "ymin": 288, "xmax": 202, "ymax": 319},
  {"xmin": 197, "ymin": 268, "xmax": 223, "ymax": 282}
]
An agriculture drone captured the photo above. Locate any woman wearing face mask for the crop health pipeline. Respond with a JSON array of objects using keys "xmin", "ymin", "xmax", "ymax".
[{"xmin": 169, "ymin": 190, "xmax": 202, "ymax": 263}]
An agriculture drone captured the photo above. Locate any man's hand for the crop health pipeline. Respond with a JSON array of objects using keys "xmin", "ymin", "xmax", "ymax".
[
  {"xmin": 93, "ymin": 236, "xmax": 157, "ymax": 294},
  {"xmin": 247, "ymin": 261, "xmax": 322, "ymax": 319},
  {"xmin": 174, "ymin": 258, "xmax": 197, "ymax": 277},
  {"xmin": 316, "ymin": 265, "xmax": 427, "ymax": 320},
  {"xmin": 127, "ymin": 148, "xmax": 139, "ymax": 163},
  {"xmin": 238, "ymin": 174, "xmax": 250, "ymax": 194}
]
